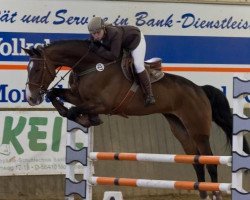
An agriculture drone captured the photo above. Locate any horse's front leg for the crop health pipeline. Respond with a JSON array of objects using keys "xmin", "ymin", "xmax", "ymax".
[
  {"xmin": 47, "ymin": 88, "xmax": 102, "ymax": 127},
  {"xmin": 46, "ymin": 89, "xmax": 68, "ymax": 117}
]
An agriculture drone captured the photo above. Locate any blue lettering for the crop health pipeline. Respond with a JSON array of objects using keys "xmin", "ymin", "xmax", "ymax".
[
  {"xmin": 221, "ymin": 86, "xmax": 227, "ymax": 96},
  {"xmin": 53, "ymin": 9, "xmax": 67, "ymax": 25},
  {"xmin": 135, "ymin": 12, "xmax": 173, "ymax": 27},
  {"xmin": 245, "ymin": 96, "xmax": 250, "ymax": 103},
  {"xmin": 113, "ymin": 15, "xmax": 128, "ymax": 26},
  {"xmin": 0, "ymin": 84, "xmax": 8, "ymax": 102},
  {"xmin": 181, "ymin": 13, "xmax": 195, "ymax": 28},
  {"xmin": 9, "ymin": 89, "xmax": 21, "ymax": 103},
  {"xmin": 0, "ymin": 10, "xmax": 17, "ymax": 23},
  {"xmin": 21, "ymin": 89, "xmax": 27, "ymax": 102},
  {"xmin": 135, "ymin": 12, "xmax": 148, "ymax": 26},
  {"xmin": 20, "ymin": 12, "xmax": 51, "ymax": 24},
  {"xmin": 0, "ymin": 85, "xmax": 28, "ymax": 103}
]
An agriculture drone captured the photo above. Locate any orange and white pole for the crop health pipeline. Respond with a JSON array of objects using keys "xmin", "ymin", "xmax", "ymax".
[
  {"xmin": 90, "ymin": 152, "xmax": 232, "ymax": 166},
  {"xmin": 90, "ymin": 177, "xmax": 231, "ymax": 194}
]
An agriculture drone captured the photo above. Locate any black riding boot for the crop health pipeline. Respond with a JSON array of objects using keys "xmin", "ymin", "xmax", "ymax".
[{"xmin": 138, "ymin": 70, "xmax": 156, "ymax": 106}]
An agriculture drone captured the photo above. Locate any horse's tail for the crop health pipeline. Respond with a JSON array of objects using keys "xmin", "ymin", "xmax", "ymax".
[{"xmin": 201, "ymin": 85, "xmax": 250, "ymax": 154}]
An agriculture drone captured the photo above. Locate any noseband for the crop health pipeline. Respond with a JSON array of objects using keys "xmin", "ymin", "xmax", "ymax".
[{"xmin": 26, "ymin": 57, "xmax": 55, "ymax": 95}]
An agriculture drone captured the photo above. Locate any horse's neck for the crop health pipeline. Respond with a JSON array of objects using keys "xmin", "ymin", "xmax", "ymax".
[
  {"xmin": 46, "ymin": 45, "xmax": 122, "ymax": 76},
  {"xmin": 46, "ymin": 44, "xmax": 88, "ymax": 67}
]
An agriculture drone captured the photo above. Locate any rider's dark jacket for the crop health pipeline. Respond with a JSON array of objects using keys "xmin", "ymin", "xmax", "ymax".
[{"xmin": 91, "ymin": 25, "xmax": 141, "ymax": 61}]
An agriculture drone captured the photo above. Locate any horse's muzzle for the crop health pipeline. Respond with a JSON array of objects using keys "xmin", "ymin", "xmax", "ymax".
[{"xmin": 27, "ymin": 95, "xmax": 44, "ymax": 106}]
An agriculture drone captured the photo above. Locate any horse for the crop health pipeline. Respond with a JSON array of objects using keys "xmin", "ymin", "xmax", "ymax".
[{"xmin": 23, "ymin": 39, "xmax": 250, "ymax": 200}]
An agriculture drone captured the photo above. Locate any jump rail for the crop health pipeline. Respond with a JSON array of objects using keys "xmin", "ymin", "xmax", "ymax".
[
  {"xmin": 90, "ymin": 176, "xmax": 231, "ymax": 193},
  {"xmin": 90, "ymin": 152, "xmax": 232, "ymax": 166}
]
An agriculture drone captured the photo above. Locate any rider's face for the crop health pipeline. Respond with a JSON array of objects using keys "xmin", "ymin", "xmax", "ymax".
[{"xmin": 91, "ymin": 29, "xmax": 104, "ymax": 41}]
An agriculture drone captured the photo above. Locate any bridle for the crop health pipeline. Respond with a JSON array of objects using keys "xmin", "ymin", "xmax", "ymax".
[
  {"xmin": 26, "ymin": 57, "xmax": 56, "ymax": 95},
  {"xmin": 26, "ymin": 49, "xmax": 91, "ymax": 95}
]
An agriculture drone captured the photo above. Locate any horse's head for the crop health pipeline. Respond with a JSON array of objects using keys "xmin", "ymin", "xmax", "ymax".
[{"xmin": 23, "ymin": 46, "xmax": 56, "ymax": 106}]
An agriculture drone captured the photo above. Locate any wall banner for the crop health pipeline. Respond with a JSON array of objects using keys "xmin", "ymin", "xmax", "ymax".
[
  {"xmin": 1, "ymin": 0, "xmax": 250, "ymax": 108},
  {"xmin": 0, "ymin": 111, "xmax": 85, "ymax": 176}
]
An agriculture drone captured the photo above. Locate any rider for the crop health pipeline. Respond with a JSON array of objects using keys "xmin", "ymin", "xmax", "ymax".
[{"xmin": 87, "ymin": 17, "xmax": 156, "ymax": 106}]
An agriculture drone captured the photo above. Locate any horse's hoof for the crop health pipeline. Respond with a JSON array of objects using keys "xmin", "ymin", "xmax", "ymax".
[
  {"xmin": 75, "ymin": 115, "xmax": 92, "ymax": 128},
  {"xmin": 89, "ymin": 115, "xmax": 103, "ymax": 126},
  {"xmin": 212, "ymin": 191, "xmax": 222, "ymax": 200},
  {"xmin": 199, "ymin": 191, "xmax": 210, "ymax": 200}
]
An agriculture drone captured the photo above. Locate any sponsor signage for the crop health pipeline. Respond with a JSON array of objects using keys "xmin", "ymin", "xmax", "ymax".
[
  {"xmin": 0, "ymin": 111, "xmax": 85, "ymax": 175},
  {"xmin": 1, "ymin": 1, "xmax": 250, "ymax": 109}
]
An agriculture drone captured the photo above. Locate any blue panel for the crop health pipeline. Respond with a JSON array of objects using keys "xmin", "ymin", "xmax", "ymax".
[
  {"xmin": 65, "ymin": 178, "xmax": 86, "ymax": 199},
  {"xmin": 66, "ymin": 146, "xmax": 87, "ymax": 166},
  {"xmin": 2, "ymin": 31, "xmax": 250, "ymax": 64},
  {"xmin": 145, "ymin": 35, "xmax": 250, "ymax": 64},
  {"xmin": 232, "ymin": 189, "xmax": 250, "ymax": 200}
]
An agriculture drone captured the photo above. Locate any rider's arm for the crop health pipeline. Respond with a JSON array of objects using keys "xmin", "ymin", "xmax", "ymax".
[{"xmin": 95, "ymin": 29, "xmax": 123, "ymax": 60}]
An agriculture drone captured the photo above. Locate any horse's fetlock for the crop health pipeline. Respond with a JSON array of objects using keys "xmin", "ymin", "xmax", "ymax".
[
  {"xmin": 59, "ymin": 110, "xmax": 68, "ymax": 117},
  {"xmin": 67, "ymin": 107, "xmax": 78, "ymax": 120}
]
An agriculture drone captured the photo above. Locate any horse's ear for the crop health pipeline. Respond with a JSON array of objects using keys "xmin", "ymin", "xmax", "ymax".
[
  {"xmin": 22, "ymin": 46, "xmax": 43, "ymax": 56},
  {"xmin": 32, "ymin": 47, "xmax": 42, "ymax": 56},
  {"xmin": 22, "ymin": 47, "xmax": 34, "ymax": 56}
]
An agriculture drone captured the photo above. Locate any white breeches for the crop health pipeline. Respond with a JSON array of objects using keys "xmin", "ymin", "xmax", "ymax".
[{"xmin": 131, "ymin": 32, "xmax": 146, "ymax": 73}]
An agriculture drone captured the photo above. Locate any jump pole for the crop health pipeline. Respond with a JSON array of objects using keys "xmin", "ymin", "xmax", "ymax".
[
  {"xmin": 90, "ymin": 177, "xmax": 231, "ymax": 193},
  {"xmin": 90, "ymin": 152, "xmax": 231, "ymax": 166}
]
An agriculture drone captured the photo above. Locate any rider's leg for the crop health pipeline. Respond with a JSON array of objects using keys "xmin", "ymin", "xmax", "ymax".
[
  {"xmin": 137, "ymin": 70, "xmax": 155, "ymax": 106},
  {"xmin": 132, "ymin": 32, "xmax": 155, "ymax": 106}
]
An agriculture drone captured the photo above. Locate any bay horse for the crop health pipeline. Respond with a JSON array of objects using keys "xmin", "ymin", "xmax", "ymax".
[{"xmin": 23, "ymin": 40, "xmax": 249, "ymax": 200}]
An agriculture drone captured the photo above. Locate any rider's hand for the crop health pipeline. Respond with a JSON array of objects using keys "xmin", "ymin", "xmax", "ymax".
[
  {"xmin": 89, "ymin": 40, "xmax": 96, "ymax": 51},
  {"xmin": 89, "ymin": 39, "xmax": 101, "ymax": 52}
]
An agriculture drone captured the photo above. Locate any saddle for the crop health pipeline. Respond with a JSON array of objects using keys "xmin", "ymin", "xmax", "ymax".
[
  {"xmin": 121, "ymin": 54, "xmax": 164, "ymax": 83},
  {"xmin": 111, "ymin": 54, "xmax": 164, "ymax": 116}
]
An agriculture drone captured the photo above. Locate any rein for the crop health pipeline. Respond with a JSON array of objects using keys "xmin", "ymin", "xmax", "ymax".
[
  {"xmin": 76, "ymin": 60, "xmax": 118, "ymax": 77},
  {"xmin": 49, "ymin": 49, "xmax": 91, "ymax": 90},
  {"xmin": 51, "ymin": 53, "xmax": 119, "ymax": 89}
]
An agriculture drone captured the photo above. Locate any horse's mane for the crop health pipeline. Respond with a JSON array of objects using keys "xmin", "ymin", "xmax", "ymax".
[{"xmin": 41, "ymin": 39, "xmax": 111, "ymax": 62}]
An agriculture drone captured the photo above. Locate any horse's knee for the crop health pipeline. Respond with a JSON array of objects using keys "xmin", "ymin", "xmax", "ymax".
[
  {"xmin": 67, "ymin": 107, "xmax": 79, "ymax": 120},
  {"xmin": 46, "ymin": 90, "xmax": 57, "ymax": 101}
]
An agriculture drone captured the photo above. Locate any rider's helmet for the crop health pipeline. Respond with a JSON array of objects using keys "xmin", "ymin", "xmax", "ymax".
[{"xmin": 88, "ymin": 17, "xmax": 105, "ymax": 34}]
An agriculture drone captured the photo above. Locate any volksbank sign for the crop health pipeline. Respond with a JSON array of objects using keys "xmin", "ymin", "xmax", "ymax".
[
  {"xmin": 0, "ymin": 33, "xmax": 85, "ymax": 61},
  {"xmin": 0, "ymin": 38, "xmax": 50, "ymax": 56}
]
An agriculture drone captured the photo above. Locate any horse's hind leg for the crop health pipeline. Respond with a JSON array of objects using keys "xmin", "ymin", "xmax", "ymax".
[
  {"xmin": 181, "ymin": 112, "xmax": 222, "ymax": 200},
  {"xmin": 164, "ymin": 114, "xmax": 210, "ymax": 200},
  {"xmin": 196, "ymin": 135, "xmax": 221, "ymax": 200}
]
